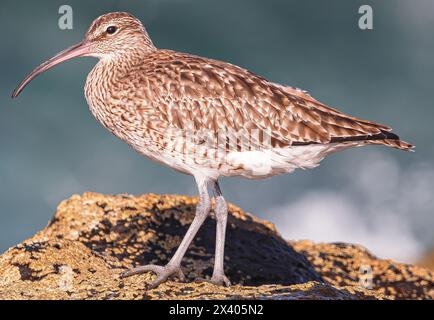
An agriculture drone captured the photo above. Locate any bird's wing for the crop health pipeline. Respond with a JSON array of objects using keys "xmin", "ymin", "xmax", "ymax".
[{"xmin": 137, "ymin": 50, "xmax": 409, "ymax": 150}]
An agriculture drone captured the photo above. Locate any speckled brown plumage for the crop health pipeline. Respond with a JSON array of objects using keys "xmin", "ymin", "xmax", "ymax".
[
  {"xmin": 88, "ymin": 48, "xmax": 410, "ymax": 144},
  {"xmin": 12, "ymin": 12, "xmax": 414, "ymax": 288},
  {"xmin": 79, "ymin": 13, "xmax": 413, "ymax": 179}
]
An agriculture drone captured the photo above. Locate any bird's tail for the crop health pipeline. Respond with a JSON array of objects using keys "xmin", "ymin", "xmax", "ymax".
[
  {"xmin": 359, "ymin": 137, "xmax": 415, "ymax": 151},
  {"xmin": 330, "ymin": 130, "xmax": 414, "ymax": 151}
]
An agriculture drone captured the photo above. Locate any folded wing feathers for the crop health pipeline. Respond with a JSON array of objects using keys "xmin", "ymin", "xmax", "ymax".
[{"xmin": 140, "ymin": 51, "xmax": 412, "ymax": 151}]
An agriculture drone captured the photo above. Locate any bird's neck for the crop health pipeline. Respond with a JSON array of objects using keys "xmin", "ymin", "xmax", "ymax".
[
  {"xmin": 104, "ymin": 44, "xmax": 156, "ymax": 63},
  {"xmin": 84, "ymin": 48, "xmax": 154, "ymax": 133}
]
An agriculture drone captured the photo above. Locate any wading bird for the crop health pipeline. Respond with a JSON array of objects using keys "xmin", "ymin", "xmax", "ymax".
[{"xmin": 12, "ymin": 12, "xmax": 413, "ymax": 288}]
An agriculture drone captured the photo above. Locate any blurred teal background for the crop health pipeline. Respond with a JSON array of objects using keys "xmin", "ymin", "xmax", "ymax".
[{"xmin": 0, "ymin": 0, "xmax": 433, "ymax": 262}]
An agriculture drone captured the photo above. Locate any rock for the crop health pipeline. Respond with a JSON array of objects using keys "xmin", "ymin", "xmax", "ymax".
[
  {"xmin": 293, "ymin": 241, "xmax": 434, "ymax": 300},
  {"xmin": 0, "ymin": 192, "xmax": 432, "ymax": 300}
]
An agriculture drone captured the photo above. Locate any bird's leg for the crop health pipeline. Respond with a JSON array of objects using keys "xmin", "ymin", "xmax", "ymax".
[
  {"xmin": 196, "ymin": 181, "xmax": 231, "ymax": 286},
  {"xmin": 120, "ymin": 176, "xmax": 212, "ymax": 288},
  {"xmin": 210, "ymin": 181, "xmax": 231, "ymax": 286}
]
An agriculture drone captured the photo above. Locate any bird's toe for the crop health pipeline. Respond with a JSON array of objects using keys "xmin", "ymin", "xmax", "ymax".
[
  {"xmin": 195, "ymin": 274, "xmax": 231, "ymax": 287},
  {"xmin": 120, "ymin": 263, "xmax": 185, "ymax": 289}
]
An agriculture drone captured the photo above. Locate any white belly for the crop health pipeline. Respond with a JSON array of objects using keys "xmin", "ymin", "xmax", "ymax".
[
  {"xmin": 219, "ymin": 143, "xmax": 356, "ymax": 179},
  {"xmin": 144, "ymin": 142, "xmax": 359, "ymax": 180}
]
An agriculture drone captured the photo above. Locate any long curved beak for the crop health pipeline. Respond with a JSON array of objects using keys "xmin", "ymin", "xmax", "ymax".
[{"xmin": 11, "ymin": 41, "xmax": 90, "ymax": 98}]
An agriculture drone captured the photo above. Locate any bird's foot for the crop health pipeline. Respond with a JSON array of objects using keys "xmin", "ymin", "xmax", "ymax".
[
  {"xmin": 195, "ymin": 273, "xmax": 231, "ymax": 286},
  {"xmin": 120, "ymin": 264, "xmax": 185, "ymax": 289}
]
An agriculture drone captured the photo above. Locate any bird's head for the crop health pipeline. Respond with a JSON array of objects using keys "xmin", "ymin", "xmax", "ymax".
[
  {"xmin": 12, "ymin": 12, "xmax": 154, "ymax": 98},
  {"xmin": 84, "ymin": 12, "xmax": 155, "ymax": 58}
]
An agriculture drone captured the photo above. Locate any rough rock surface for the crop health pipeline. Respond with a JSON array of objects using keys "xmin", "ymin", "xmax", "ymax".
[{"xmin": 0, "ymin": 193, "xmax": 432, "ymax": 300}]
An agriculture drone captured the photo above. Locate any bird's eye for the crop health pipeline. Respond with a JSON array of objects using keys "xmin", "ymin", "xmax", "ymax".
[{"xmin": 106, "ymin": 26, "xmax": 117, "ymax": 34}]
